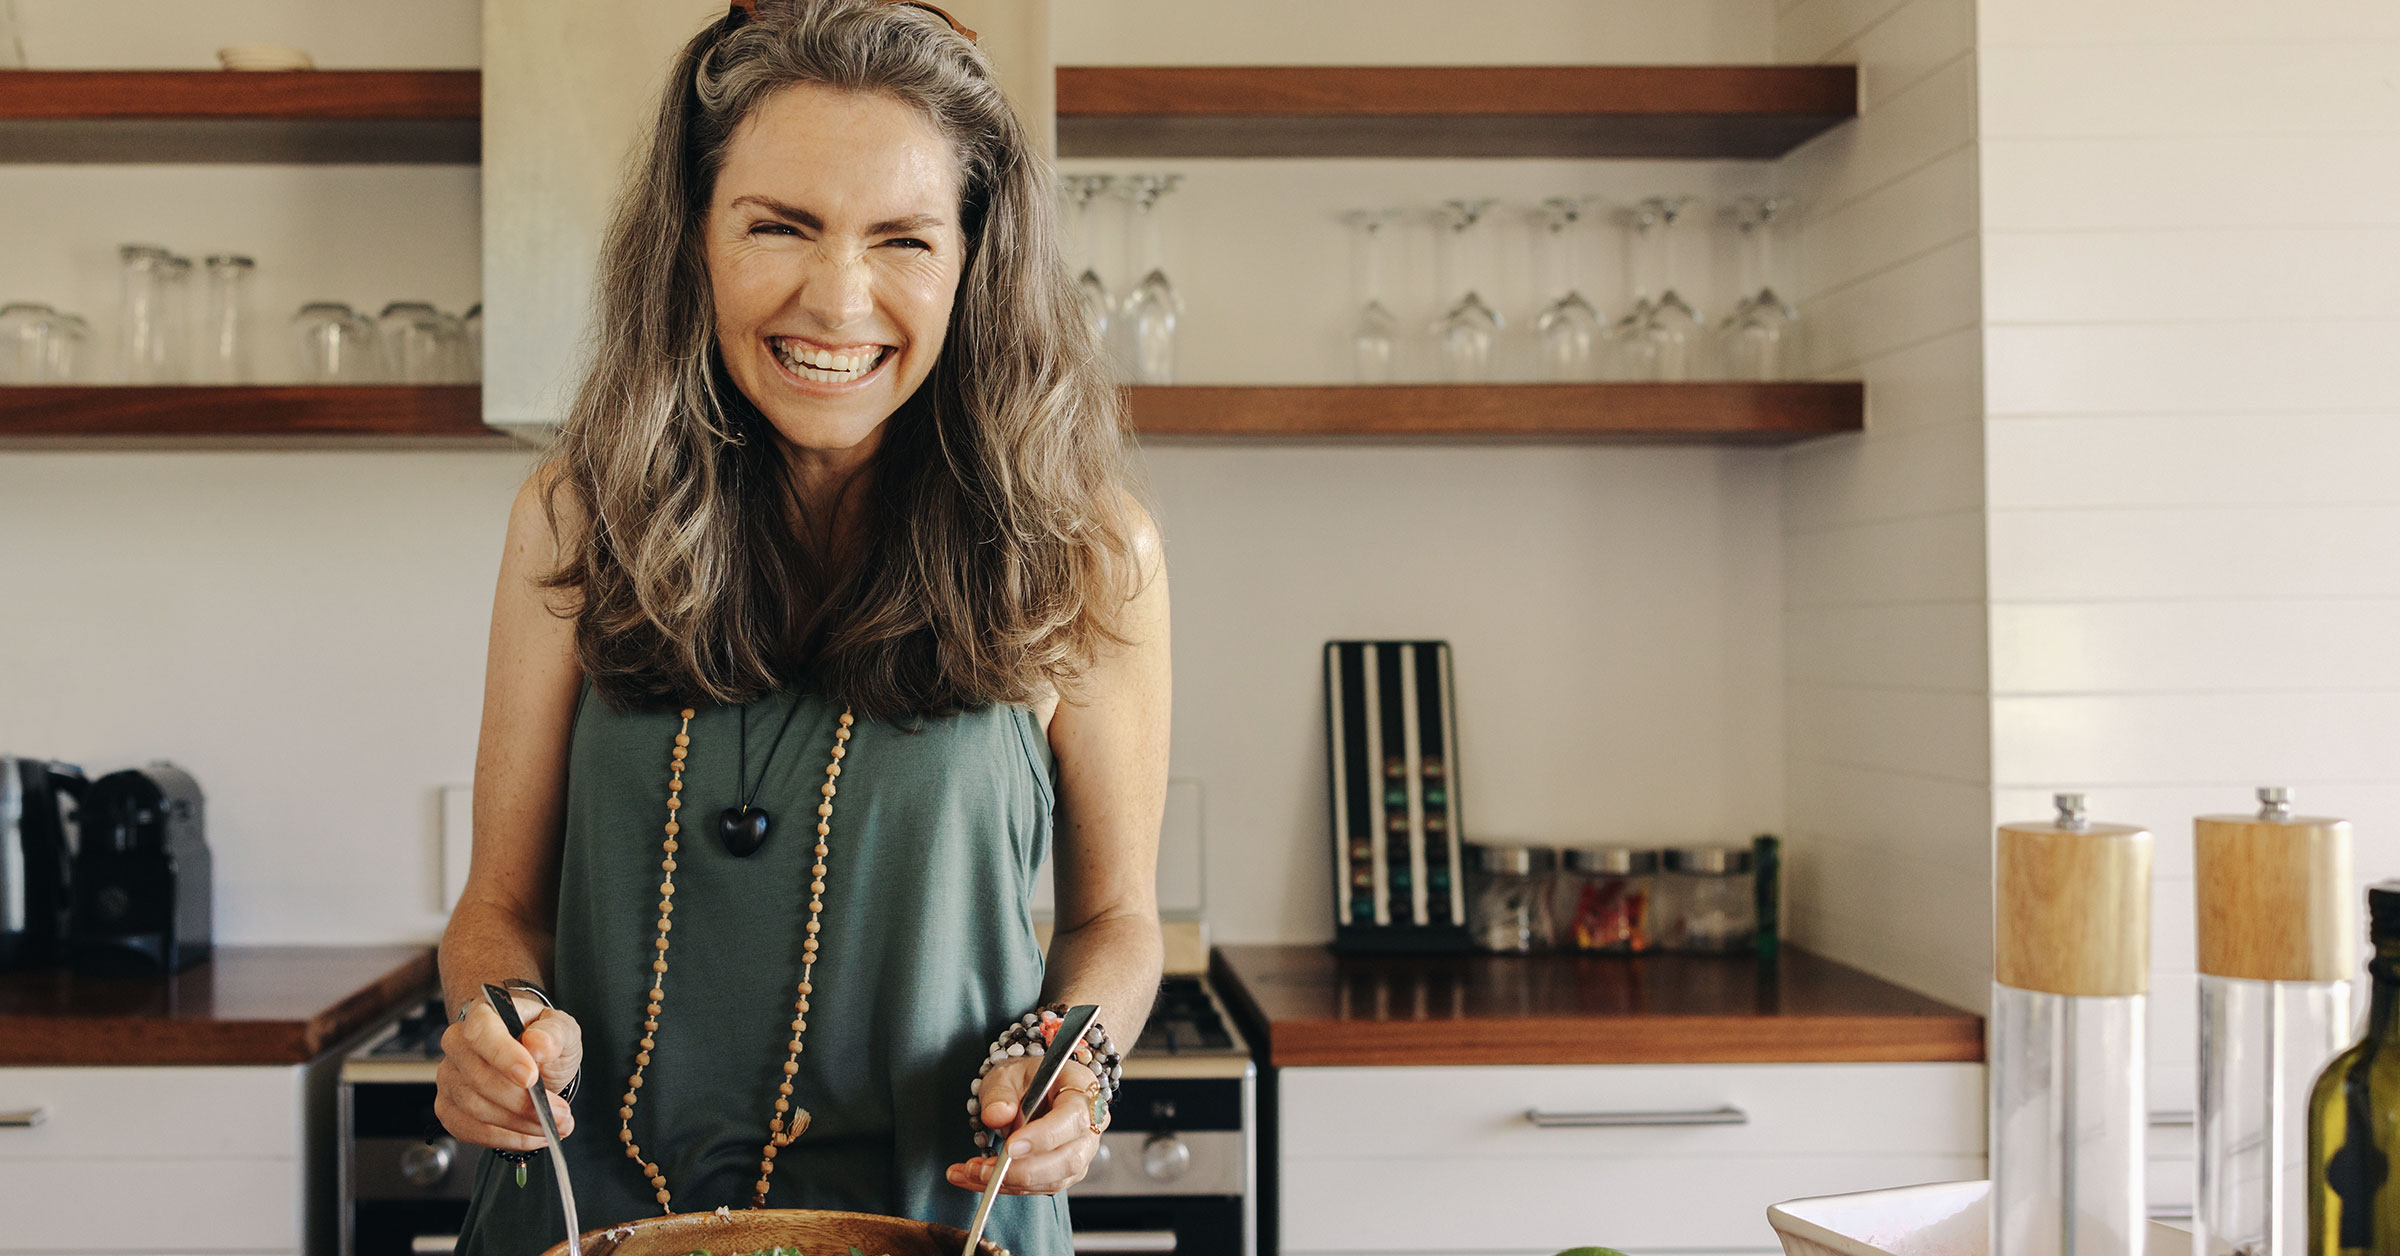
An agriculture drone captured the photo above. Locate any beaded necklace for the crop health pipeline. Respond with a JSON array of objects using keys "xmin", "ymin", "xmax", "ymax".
[{"xmin": 618, "ymin": 702, "xmax": 854, "ymax": 1213}]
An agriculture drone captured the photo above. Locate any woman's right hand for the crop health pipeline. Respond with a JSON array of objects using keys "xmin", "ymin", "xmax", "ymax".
[{"xmin": 433, "ymin": 994, "xmax": 583, "ymax": 1152}]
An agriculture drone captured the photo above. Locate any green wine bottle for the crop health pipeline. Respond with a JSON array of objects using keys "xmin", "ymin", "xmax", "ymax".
[{"xmin": 2308, "ymin": 882, "xmax": 2400, "ymax": 1253}]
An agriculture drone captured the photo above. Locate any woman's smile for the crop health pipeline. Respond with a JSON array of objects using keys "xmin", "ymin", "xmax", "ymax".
[{"xmin": 766, "ymin": 335, "xmax": 895, "ymax": 392}]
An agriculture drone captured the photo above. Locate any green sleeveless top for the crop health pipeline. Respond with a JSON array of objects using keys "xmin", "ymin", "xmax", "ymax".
[{"xmin": 455, "ymin": 686, "xmax": 1071, "ymax": 1256}]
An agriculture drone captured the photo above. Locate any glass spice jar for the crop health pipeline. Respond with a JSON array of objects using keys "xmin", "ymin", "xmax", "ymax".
[
  {"xmin": 1558, "ymin": 847, "xmax": 1657, "ymax": 952},
  {"xmin": 1660, "ymin": 846, "xmax": 1757, "ymax": 952},
  {"xmin": 1468, "ymin": 842, "xmax": 1557, "ymax": 953}
]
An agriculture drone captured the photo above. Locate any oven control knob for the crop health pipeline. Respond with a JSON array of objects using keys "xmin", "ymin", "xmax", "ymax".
[
  {"xmin": 1140, "ymin": 1133, "xmax": 1191, "ymax": 1182},
  {"xmin": 401, "ymin": 1138, "xmax": 456, "ymax": 1186},
  {"xmin": 1090, "ymin": 1139, "xmax": 1112, "ymax": 1174}
]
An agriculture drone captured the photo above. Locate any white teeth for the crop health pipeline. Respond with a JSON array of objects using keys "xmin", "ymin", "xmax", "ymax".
[{"xmin": 773, "ymin": 341, "xmax": 882, "ymax": 382}]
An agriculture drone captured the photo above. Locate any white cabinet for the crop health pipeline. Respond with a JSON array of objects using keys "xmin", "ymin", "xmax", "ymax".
[
  {"xmin": 0, "ymin": 1065, "xmax": 310, "ymax": 1254},
  {"xmin": 1276, "ymin": 1061, "xmax": 1986, "ymax": 1256}
]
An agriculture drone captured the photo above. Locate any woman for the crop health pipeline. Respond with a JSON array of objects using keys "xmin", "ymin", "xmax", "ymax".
[{"xmin": 433, "ymin": 3, "xmax": 1168, "ymax": 1253}]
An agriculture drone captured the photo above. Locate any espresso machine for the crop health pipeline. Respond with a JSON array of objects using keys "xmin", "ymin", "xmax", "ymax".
[
  {"xmin": 1, "ymin": 757, "xmax": 86, "ymax": 970},
  {"xmin": 71, "ymin": 763, "xmax": 211, "ymax": 976}
]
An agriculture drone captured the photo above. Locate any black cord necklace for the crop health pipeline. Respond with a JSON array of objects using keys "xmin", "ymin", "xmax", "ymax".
[{"xmin": 718, "ymin": 697, "xmax": 807, "ymax": 857}]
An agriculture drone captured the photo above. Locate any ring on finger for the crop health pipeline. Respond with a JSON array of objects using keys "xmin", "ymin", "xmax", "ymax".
[{"xmin": 1055, "ymin": 1083, "xmax": 1111, "ymax": 1135}]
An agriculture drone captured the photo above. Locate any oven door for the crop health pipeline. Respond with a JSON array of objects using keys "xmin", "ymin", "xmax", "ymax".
[
  {"xmin": 1069, "ymin": 1195, "xmax": 1243, "ymax": 1254},
  {"xmin": 342, "ymin": 1080, "xmax": 472, "ymax": 1256}
]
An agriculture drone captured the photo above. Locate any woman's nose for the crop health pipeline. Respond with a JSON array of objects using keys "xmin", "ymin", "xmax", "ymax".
[{"xmin": 798, "ymin": 248, "xmax": 875, "ymax": 331}]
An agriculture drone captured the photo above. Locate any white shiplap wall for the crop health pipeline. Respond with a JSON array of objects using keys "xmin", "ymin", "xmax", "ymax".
[
  {"xmin": 1776, "ymin": 0, "xmax": 1992, "ymax": 1014},
  {"xmin": 1978, "ymin": 0, "xmax": 2400, "ymax": 1213}
]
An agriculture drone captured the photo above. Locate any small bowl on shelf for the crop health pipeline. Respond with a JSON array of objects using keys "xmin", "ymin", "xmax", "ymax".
[{"xmin": 216, "ymin": 44, "xmax": 315, "ymax": 71}]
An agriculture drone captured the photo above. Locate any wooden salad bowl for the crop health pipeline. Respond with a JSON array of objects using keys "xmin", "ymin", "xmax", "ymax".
[{"xmin": 536, "ymin": 1208, "xmax": 1009, "ymax": 1256}]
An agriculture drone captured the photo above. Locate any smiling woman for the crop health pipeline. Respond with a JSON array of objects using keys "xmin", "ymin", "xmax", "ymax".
[
  {"xmin": 707, "ymin": 87, "xmax": 966, "ymax": 457},
  {"xmin": 435, "ymin": 4, "xmax": 1168, "ymax": 1256}
]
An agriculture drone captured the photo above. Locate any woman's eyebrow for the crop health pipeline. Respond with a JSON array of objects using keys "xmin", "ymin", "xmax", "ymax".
[{"xmin": 728, "ymin": 194, "xmax": 947, "ymax": 237}]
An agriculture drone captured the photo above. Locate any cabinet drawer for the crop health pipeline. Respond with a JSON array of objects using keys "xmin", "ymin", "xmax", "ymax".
[
  {"xmin": 1283, "ymin": 1154, "xmax": 1982, "ymax": 1254},
  {"xmin": 1280, "ymin": 1062, "xmax": 1985, "ymax": 1160},
  {"xmin": 0, "ymin": 1155, "xmax": 299, "ymax": 1251},
  {"xmin": 0, "ymin": 1066, "xmax": 301, "ymax": 1160}
]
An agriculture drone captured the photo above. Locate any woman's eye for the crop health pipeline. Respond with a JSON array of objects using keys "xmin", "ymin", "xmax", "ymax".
[
  {"xmin": 750, "ymin": 222, "xmax": 799, "ymax": 237},
  {"xmin": 885, "ymin": 237, "xmax": 932, "ymax": 251}
]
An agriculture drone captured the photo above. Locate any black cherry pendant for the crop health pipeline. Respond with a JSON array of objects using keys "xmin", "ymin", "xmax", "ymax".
[{"xmin": 719, "ymin": 805, "xmax": 771, "ymax": 858}]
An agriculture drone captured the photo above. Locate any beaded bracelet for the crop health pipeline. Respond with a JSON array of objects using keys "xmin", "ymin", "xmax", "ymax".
[{"xmin": 966, "ymin": 1005, "xmax": 1122, "ymax": 1152}]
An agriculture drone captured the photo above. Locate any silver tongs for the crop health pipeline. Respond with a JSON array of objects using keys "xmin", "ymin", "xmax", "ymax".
[
  {"xmin": 485, "ymin": 983, "xmax": 582, "ymax": 1256},
  {"xmin": 962, "ymin": 1003, "xmax": 1099, "ymax": 1256}
]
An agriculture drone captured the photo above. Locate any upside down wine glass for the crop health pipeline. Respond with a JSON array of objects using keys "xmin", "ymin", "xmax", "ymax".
[
  {"xmin": 1532, "ymin": 197, "xmax": 1602, "ymax": 381},
  {"xmin": 1642, "ymin": 196, "xmax": 1703, "ymax": 382},
  {"xmin": 1062, "ymin": 173, "xmax": 1115, "ymax": 346},
  {"xmin": 1603, "ymin": 202, "xmax": 1658, "ymax": 381},
  {"xmin": 1719, "ymin": 196, "xmax": 1801, "ymax": 381},
  {"xmin": 1118, "ymin": 174, "xmax": 1181, "ymax": 385},
  {"xmin": 1432, "ymin": 199, "xmax": 1502, "ymax": 381},
  {"xmin": 1344, "ymin": 209, "xmax": 1401, "ymax": 382}
]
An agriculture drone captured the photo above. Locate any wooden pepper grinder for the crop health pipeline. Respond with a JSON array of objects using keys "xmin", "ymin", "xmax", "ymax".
[
  {"xmin": 1993, "ymin": 792, "xmax": 2153, "ymax": 1256},
  {"xmin": 2195, "ymin": 787, "xmax": 2356, "ymax": 1256}
]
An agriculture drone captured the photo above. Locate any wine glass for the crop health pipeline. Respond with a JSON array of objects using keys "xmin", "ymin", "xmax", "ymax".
[
  {"xmin": 1343, "ymin": 209, "xmax": 1402, "ymax": 382},
  {"xmin": 1642, "ymin": 196, "xmax": 1704, "ymax": 382},
  {"xmin": 1061, "ymin": 173, "xmax": 1116, "ymax": 346},
  {"xmin": 1117, "ymin": 174, "xmax": 1182, "ymax": 385},
  {"xmin": 1432, "ymin": 199, "xmax": 1503, "ymax": 381},
  {"xmin": 1531, "ymin": 197, "xmax": 1603, "ymax": 381},
  {"xmin": 1719, "ymin": 196, "xmax": 1802, "ymax": 381},
  {"xmin": 1602, "ymin": 202, "xmax": 1659, "ymax": 381}
]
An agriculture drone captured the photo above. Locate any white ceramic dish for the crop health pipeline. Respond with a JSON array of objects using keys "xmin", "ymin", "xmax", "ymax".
[{"xmin": 1769, "ymin": 1180, "xmax": 2190, "ymax": 1256}]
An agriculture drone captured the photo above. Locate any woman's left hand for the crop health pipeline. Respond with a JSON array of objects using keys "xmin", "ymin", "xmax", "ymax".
[{"xmin": 944, "ymin": 1055, "xmax": 1103, "ymax": 1196}]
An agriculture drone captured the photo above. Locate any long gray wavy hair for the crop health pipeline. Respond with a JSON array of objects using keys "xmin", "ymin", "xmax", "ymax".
[{"xmin": 541, "ymin": 0, "xmax": 1140, "ymax": 717}]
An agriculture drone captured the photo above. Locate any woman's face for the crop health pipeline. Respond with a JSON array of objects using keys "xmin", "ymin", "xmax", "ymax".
[{"xmin": 704, "ymin": 83, "xmax": 966, "ymax": 463}]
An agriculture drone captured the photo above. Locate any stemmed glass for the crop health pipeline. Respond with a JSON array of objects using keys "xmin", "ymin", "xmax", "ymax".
[
  {"xmin": 1718, "ymin": 196, "xmax": 1801, "ymax": 381},
  {"xmin": 1117, "ymin": 174, "xmax": 1181, "ymax": 385},
  {"xmin": 1641, "ymin": 196, "xmax": 1704, "ymax": 381},
  {"xmin": 1060, "ymin": 174, "xmax": 1116, "ymax": 346},
  {"xmin": 1602, "ymin": 202, "xmax": 1659, "ymax": 381},
  {"xmin": 1343, "ymin": 209, "xmax": 1401, "ymax": 382},
  {"xmin": 1431, "ymin": 199, "xmax": 1503, "ymax": 381},
  {"xmin": 1531, "ymin": 197, "xmax": 1602, "ymax": 381}
]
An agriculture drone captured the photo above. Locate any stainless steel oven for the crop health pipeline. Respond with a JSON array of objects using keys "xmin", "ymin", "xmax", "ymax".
[
  {"xmin": 339, "ymin": 996, "xmax": 469, "ymax": 1256},
  {"xmin": 1065, "ymin": 970, "xmax": 1257, "ymax": 1255}
]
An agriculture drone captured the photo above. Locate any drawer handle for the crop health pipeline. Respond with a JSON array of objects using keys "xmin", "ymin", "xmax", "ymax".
[
  {"xmin": 2150, "ymin": 1110, "xmax": 2195, "ymax": 1128},
  {"xmin": 0, "ymin": 1107, "xmax": 47, "ymax": 1129},
  {"xmin": 409, "ymin": 1236, "xmax": 459, "ymax": 1256},
  {"xmin": 1074, "ymin": 1230, "xmax": 1178, "ymax": 1253},
  {"xmin": 1526, "ymin": 1105, "xmax": 1748, "ymax": 1129}
]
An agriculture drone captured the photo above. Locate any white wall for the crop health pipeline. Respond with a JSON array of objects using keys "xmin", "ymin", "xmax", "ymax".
[
  {"xmin": 1775, "ymin": 0, "xmax": 1991, "ymax": 1013},
  {"xmin": 1, "ymin": 1, "xmax": 1792, "ymax": 948},
  {"xmin": 1977, "ymin": 0, "xmax": 2400, "ymax": 1143}
]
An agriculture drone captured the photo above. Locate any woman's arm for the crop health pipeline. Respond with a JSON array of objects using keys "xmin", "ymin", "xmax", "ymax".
[
  {"xmin": 434, "ymin": 469, "xmax": 589, "ymax": 1150},
  {"xmin": 949, "ymin": 503, "xmax": 1171, "ymax": 1195}
]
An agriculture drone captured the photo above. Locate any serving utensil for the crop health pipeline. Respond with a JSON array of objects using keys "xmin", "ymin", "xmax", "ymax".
[
  {"xmin": 485, "ymin": 983, "xmax": 581, "ymax": 1256},
  {"xmin": 961, "ymin": 1003, "xmax": 1099, "ymax": 1256}
]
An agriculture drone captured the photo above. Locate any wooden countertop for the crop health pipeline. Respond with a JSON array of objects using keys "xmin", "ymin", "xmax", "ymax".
[
  {"xmin": 1212, "ymin": 945, "xmax": 1983, "ymax": 1068},
  {"xmin": 0, "ymin": 945, "xmax": 435, "ymax": 1066}
]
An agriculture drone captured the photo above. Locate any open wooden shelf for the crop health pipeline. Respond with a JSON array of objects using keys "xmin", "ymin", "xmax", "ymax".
[
  {"xmin": 0, "ymin": 383, "xmax": 1857, "ymax": 446},
  {"xmin": 1127, "ymin": 382, "xmax": 1862, "ymax": 443},
  {"xmin": 0, "ymin": 64, "xmax": 1856, "ymax": 162},
  {"xmin": 1056, "ymin": 65, "xmax": 1857, "ymax": 159},
  {"xmin": 0, "ymin": 69, "xmax": 479, "ymax": 163},
  {"xmin": 0, "ymin": 385, "xmax": 507, "ymax": 442}
]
